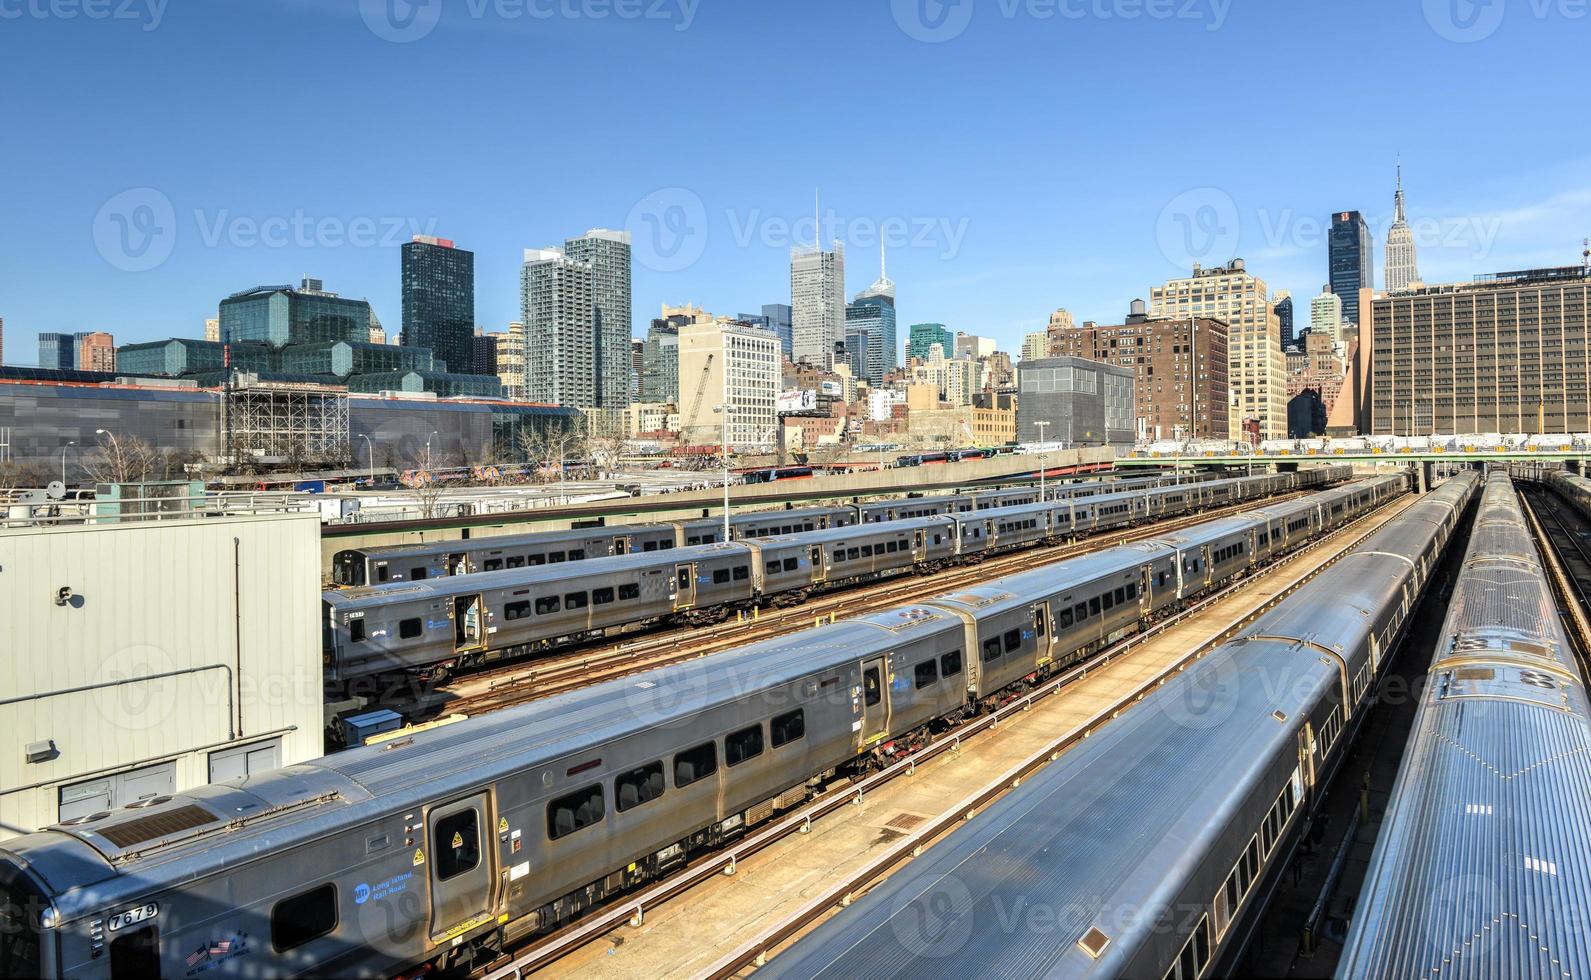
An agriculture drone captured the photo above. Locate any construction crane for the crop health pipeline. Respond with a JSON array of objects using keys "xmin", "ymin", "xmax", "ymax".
[{"xmin": 686, "ymin": 352, "xmax": 716, "ymax": 450}]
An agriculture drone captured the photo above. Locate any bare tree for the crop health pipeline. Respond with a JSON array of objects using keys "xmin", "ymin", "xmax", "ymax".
[
  {"xmin": 0, "ymin": 461, "xmax": 52, "ymax": 494},
  {"xmin": 83, "ymin": 434, "xmax": 160, "ymax": 485},
  {"xmin": 587, "ymin": 433, "xmax": 627, "ymax": 480},
  {"xmin": 413, "ymin": 445, "xmax": 445, "ymax": 520}
]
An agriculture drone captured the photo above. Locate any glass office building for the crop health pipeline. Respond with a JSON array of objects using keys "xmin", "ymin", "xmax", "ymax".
[
  {"xmin": 220, "ymin": 285, "xmax": 375, "ymax": 348},
  {"xmin": 401, "ymin": 237, "xmax": 475, "ymax": 375}
]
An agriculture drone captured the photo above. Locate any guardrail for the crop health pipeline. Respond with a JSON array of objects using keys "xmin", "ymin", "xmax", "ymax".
[{"xmin": 1, "ymin": 489, "xmax": 320, "ymax": 528}]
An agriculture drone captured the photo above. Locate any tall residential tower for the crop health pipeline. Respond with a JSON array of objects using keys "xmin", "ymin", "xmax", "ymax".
[
  {"xmin": 400, "ymin": 236, "xmax": 475, "ymax": 374},
  {"xmin": 564, "ymin": 229, "xmax": 633, "ymax": 409}
]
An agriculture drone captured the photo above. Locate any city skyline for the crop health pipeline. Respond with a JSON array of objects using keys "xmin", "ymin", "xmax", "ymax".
[{"xmin": 2, "ymin": 1, "xmax": 1587, "ymax": 364}]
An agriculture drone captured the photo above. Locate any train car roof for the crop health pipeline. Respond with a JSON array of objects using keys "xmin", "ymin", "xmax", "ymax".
[
  {"xmin": 675, "ymin": 504, "xmax": 855, "ymax": 530},
  {"xmin": 757, "ymin": 640, "xmax": 1336, "ymax": 980},
  {"xmin": 750, "ymin": 516, "xmax": 956, "ymax": 547},
  {"xmin": 338, "ymin": 522, "xmax": 679, "ymax": 560}
]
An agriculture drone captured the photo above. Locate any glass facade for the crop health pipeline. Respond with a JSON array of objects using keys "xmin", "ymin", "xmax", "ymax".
[
  {"xmin": 401, "ymin": 240, "xmax": 475, "ymax": 375},
  {"xmin": 279, "ymin": 341, "xmax": 435, "ymax": 379},
  {"xmin": 1328, "ymin": 212, "xmax": 1374, "ymax": 327},
  {"xmin": 220, "ymin": 287, "xmax": 373, "ymax": 349},
  {"xmin": 345, "ymin": 371, "xmax": 504, "ymax": 399},
  {"xmin": 909, "ymin": 323, "xmax": 954, "ymax": 361},
  {"xmin": 844, "ymin": 295, "xmax": 898, "ymax": 385}
]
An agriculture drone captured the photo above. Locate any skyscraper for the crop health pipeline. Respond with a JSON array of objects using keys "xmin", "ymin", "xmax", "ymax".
[
  {"xmin": 1310, "ymin": 286, "xmax": 1344, "ymax": 343},
  {"xmin": 761, "ymin": 303, "xmax": 793, "ymax": 357},
  {"xmin": 37, "ymin": 332, "xmax": 85, "ymax": 370},
  {"xmin": 521, "ymin": 248, "xmax": 595, "ymax": 407},
  {"xmin": 564, "ymin": 229, "xmax": 633, "ymax": 409},
  {"xmin": 78, "ymin": 332, "xmax": 116, "ymax": 373},
  {"xmin": 843, "ymin": 247, "xmax": 898, "ymax": 385},
  {"xmin": 1329, "ymin": 211, "xmax": 1374, "ymax": 327},
  {"xmin": 1384, "ymin": 167, "xmax": 1421, "ymax": 292},
  {"xmin": 909, "ymin": 323, "xmax": 954, "ymax": 361},
  {"xmin": 791, "ymin": 242, "xmax": 845, "ymax": 369},
  {"xmin": 1273, "ymin": 292, "xmax": 1294, "ymax": 347},
  {"xmin": 1151, "ymin": 258, "xmax": 1287, "ymax": 439},
  {"xmin": 401, "ymin": 236, "xmax": 475, "ymax": 375}
]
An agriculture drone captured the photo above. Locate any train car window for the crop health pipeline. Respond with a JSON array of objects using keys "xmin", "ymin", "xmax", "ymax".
[
  {"xmin": 1074, "ymin": 602, "xmax": 1088, "ymax": 623},
  {"xmin": 832, "ymin": 548, "xmax": 845, "ymax": 564},
  {"xmin": 864, "ymin": 667, "xmax": 882, "ymax": 706},
  {"xmin": 771, "ymin": 709, "xmax": 805, "ymax": 747},
  {"xmin": 569, "ymin": 550, "xmax": 586, "ymax": 561},
  {"xmin": 674, "ymin": 743, "xmax": 718, "ymax": 788},
  {"xmin": 660, "ymin": 541, "xmax": 675, "ymax": 550},
  {"xmin": 349, "ymin": 619, "xmax": 366, "ymax": 643},
  {"xmin": 512, "ymin": 556, "xmax": 531, "ymax": 568},
  {"xmin": 399, "ymin": 618, "xmax": 423, "ymax": 639},
  {"xmin": 915, "ymin": 660, "xmax": 939, "ymax": 689},
  {"xmin": 783, "ymin": 557, "xmax": 800, "ymax": 572},
  {"xmin": 983, "ymin": 639, "xmax": 1003, "ymax": 663},
  {"xmin": 505, "ymin": 601, "xmax": 531, "ymax": 621},
  {"xmin": 861, "ymin": 545, "xmax": 874, "ymax": 558},
  {"xmin": 733, "ymin": 566, "xmax": 750, "ymax": 581},
  {"xmin": 271, "ymin": 883, "xmax": 338, "ymax": 952},
  {"xmin": 766, "ymin": 560, "xmax": 783, "ymax": 575},
  {"xmin": 643, "ymin": 541, "xmax": 658, "ymax": 552},
  {"xmin": 565, "ymin": 592, "xmax": 589, "ymax": 610},
  {"xmin": 483, "ymin": 559, "xmax": 504, "ymax": 572},
  {"xmin": 434, "ymin": 809, "xmax": 481, "ymax": 882},
  {"xmin": 615, "ymin": 762, "xmax": 666, "ymax": 812},
  {"xmin": 1058, "ymin": 608, "xmax": 1074, "ymax": 628},
  {"xmin": 592, "ymin": 587, "xmax": 615, "ymax": 605},
  {"xmin": 941, "ymin": 650, "xmax": 963, "ymax": 677},
  {"xmin": 1034, "ymin": 608, "xmax": 1047, "ymax": 636},
  {"xmin": 376, "ymin": 565, "xmax": 390, "ymax": 583},
  {"xmin": 1003, "ymin": 629, "xmax": 1022, "ymax": 653},
  {"xmin": 847, "ymin": 548, "xmax": 860, "ymax": 561},
  {"xmin": 1126, "ymin": 583, "xmax": 1137, "ymax": 599},
  {"xmin": 725, "ymin": 725, "xmax": 764, "ymax": 766},
  {"xmin": 687, "ymin": 536, "xmax": 702, "ymax": 546},
  {"xmin": 411, "ymin": 568, "xmax": 428, "ymax": 581},
  {"xmin": 1114, "ymin": 587, "xmax": 1126, "ymax": 605},
  {"xmin": 549, "ymin": 552, "xmax": 567, "ymax": 564},
  {"xmin": 619, "ymin": 583, "xmax": 641, "ymax": 601},
  {"xmin": 1102, "ymin": 592, "xmax": 1115, "ymax": 611},
  {"xmin": 1090, "ymin": 596, "xmax": 1102, "ymax": 616},
  {"xmin": 677, "ymin": 569, "xmax": 691, "ymax": 590},
  {"xmin": 547, "ymin": 784, "xmax": 604, "ymax": 840},
  {"xmin": 535, "ymin": 596, "xmax": 560, "ymax": 615},
  {"xmin": 712, "ymin": 568, "xmax": 731, "ymax": 585}
]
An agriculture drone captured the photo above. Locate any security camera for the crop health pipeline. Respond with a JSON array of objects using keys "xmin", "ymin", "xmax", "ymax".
[{"xmin": 54, "ymin": 587, "xmax": 74, "ymax": 606}]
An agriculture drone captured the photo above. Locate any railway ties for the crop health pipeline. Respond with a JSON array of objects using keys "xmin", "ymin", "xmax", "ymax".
[{"xmin": 481, "ymin": 494, "xmax": 1417, "ymax": 980}]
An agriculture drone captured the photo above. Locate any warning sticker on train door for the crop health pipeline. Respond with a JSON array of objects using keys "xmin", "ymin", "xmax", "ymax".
[
  {"xmin": 451, "ymin": 831, "xmax": 464, "ymax": 848},
  {"xmin": 413, "ymin": 849, "xmax": 425, "ymax": 866}
]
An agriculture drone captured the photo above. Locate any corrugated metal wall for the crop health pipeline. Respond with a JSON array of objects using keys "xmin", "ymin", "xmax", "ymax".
[{"xmin": 0, "ymin": 513, "xmax": 323, "ymax": 838}]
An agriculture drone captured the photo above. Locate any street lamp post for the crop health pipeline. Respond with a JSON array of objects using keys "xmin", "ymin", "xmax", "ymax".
[
  {"xmin": 94, "ymin": 429, "xmax": 122, "ymax": 482},
  {"xmin": 1035, "ymin": 421, "xmax": 1050, "ymax": 500},
  {"xmin": 714, "ymin": 404, "xmax": 730, "ymax": 543},
  {"xmin": 358, "ymin": 434, "xmax": 375, "ymax": 486},
  {"xmin": 61, "ymin": 441, "xmax": 75, "ymax": 487}
]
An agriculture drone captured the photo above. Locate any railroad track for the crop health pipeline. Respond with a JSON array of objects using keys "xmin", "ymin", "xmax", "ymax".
[
  {"xmin": 477, "ymin": 493, "xmax": 1411, "ymax": 980},
  {"xmin": 1522, "ymin": 485, "xmax": 1591, "ymax": 609},
  {"xmin": 421, "ymin": 491, "xmax": 1315, "ymax": 718}
]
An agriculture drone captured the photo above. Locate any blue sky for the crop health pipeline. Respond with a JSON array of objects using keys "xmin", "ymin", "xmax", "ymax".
[{"xmin": 2, "ymin": 0, "xmax": 1588, "ymax": 364}]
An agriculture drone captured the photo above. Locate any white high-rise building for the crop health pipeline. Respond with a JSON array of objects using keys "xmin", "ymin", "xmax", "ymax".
[
  {"xmin": 1384, "ymin": 166, "xmax": 1421, "ymax": 293},
  {"xmin": 521, "ymin": 248, "xmax": 595, "ymax": 408},
  {"xmin": 791, "ymin": 242, "xmax": 846, "ymax": 369},
  {"xmin": 1151, "ymin": 258, "xmax": 1287, "ymax": 440},
  {"xmin": 677, "ymin": 318, "xmax": 780, "ymax": 450},
  {"xmin": 1021, "ymin": 332, "xmax": 1048, "ymax": 361},
  {"xmin": 492, "ymin": 321, "xmax": 526, "ymax": 400},
  {"xmin": 1310, "ymin": 287, "xmax": 1345, "ymax": 344}
]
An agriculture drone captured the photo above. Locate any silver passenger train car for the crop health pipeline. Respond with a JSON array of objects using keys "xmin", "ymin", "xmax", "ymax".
[
  {"xmin": 322, "ymin": 467, "xmax": 1354, "ymax": 682},
  {"xmin": 1338, "ymin": 473, "xmax": 1591, "ymax": 979},
  {"xmin": 1, "ymin": 476, "xmax": 1388, "ymax": 980},
  {"xmin": 758, "ymin": 472, "xmax": 1476, "ymax": 980}
]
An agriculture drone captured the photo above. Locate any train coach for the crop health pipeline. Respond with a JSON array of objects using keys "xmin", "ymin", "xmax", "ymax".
[
  {"xmin": 0, "ymin": 477, "xmax": 1397, "ymax": 980},
  {"xmin": 1338, "ymin": 473, "xmax": 1591, "ymax": 979},
  {"xmin": 755, "ymin": 471, "xmax": 1474, "ymax": 980},
  {"xmin": 1544, "ymin": 467, "xmax": 1591, "ymax": 523},
  {"xmin": 322, "ymin": 468, "xmax": 1358, "ymax": 683}
]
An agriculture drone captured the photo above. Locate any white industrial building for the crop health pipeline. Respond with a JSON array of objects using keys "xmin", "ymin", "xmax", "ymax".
[{"xmin": 0, "ymin": 510, "xmax": 323, "ymax": 839}]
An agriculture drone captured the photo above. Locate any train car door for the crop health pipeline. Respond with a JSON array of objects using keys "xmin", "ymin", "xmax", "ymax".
[
  {"xmin": 425, "ymin": 792, "xmax": 497, "ymax": 943},
  {"xmin": 454, "ymin": 595, "xmax": 486, "ymax": 653},
  {"xmin": 809, "ymin": 545, "xmax": 828, "ymax": 584},
  {"xmin": 912, "ymin": 529, "xmax": 926, "ymax": 561},
  {"xmin": 674, "ymin": 563, "xmax": 697, "ymax": 609},
  {"xmin": 612, "ymin": 534, "xmax": 632, "ymax": 555},
  {"xmin": 447, "ymin": 553, "xmax": 469, "ymax": 576},
  {"xmin": 1296, "ymin": 725, "xmax": 1317, "ymax": 796},
  {"xmin": 860, "ymin": 657, "xmax": 889, "ymax": 744}
]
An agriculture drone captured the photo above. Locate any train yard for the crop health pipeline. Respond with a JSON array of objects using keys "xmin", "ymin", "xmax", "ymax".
[{"xmin": 13, "ymin": 463, "xmax": 1591, "ymax": 980}]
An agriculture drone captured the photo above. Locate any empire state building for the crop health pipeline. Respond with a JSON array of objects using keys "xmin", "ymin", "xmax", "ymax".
[{"xmin": 1385, "ymin": 167, "xmax": 1421, "ymax": 292}]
